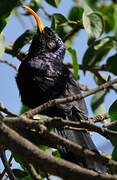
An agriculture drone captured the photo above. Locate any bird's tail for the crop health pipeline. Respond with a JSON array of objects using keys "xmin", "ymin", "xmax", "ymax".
[{"xmin": 55, "ymin": 111, "xmax": 106, "ymax": 172}]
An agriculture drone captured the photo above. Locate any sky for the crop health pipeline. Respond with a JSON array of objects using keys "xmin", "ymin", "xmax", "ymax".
[{"xmin": 0, "ymin": 0, "xmax": 115, "ymax": 173}]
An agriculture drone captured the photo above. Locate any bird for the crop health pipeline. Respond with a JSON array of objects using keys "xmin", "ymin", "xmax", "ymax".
[{"xmin": 16, "ymin": 5, "xmax": 106, "ymax": 172}]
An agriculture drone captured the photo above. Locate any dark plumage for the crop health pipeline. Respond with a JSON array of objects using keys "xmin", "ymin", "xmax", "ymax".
[{"xmin": 16, "ymin": 24, "xmax": 105, "ymax": 172}]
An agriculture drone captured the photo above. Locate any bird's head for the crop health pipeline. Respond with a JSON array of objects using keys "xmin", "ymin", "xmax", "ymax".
[{"xmin": 23, "ymin": 6, "xmax": 66, "ymax": 61}]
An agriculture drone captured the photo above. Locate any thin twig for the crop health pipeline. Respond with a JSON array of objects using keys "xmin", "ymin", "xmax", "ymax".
[
  {"xmin": 0, "ymin": 59, "xmax": 18, "ymax": 71},
  {"xmin": 103, "ymin": 120, "xmax": 117, "ymax": 128},
  {"xmin": 41, "ymin": 6, "xmax": 52, "ymax": 19},
  {"xmin": 0, "ymin": 104, "xmax": 18, "ymax": 117},
  {"xmin": 0, "ymin": 148, "xmax": 16, "ymax": 180},
  {"xmin": 65, "ymin": 63, "xmax": 108, "ymax": 72},
  {"xmin": 63, "ymin": 126, "xmax": 89, "ymax": 133},
  {"xmin": 45, "ymin": 172, "xmax": 51, "ymax": 180},
  {"xmin": 78, "ymin": 82, "xmax": 91, "ymax": 91},
  {"xmin": 93, "ymin": 70, "xmax": 106, "ymax": 84},
  {"xmin": 0, "ymin": 155, "xmax": 13, "ymax": 179},
  {"xmin": 63, "ymin": 24, "xmax": 84, "ymax": 43},
  {"xmin": 92, "ymin": 70, "xmax": 117, "ymax": 92},
  {"xmin": 89, "ymin": 113, "xmax": 109, "ymax": 123},
  {"xmin": 25, "ymin": 163, "xmax": 41, "ymax": 180}
]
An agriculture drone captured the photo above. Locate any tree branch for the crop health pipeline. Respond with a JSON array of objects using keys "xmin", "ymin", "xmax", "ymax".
[
  {"xmin": 5, "ymin": 44, "xmax": 26, "ymax": 61},
  {"xmin": 65, "ymin": 63, "xmax": 108, "ymax": 72},
  {"xmin": 0, "ymin": 148, "xmax": 16, "ymax": 180},
  {"xmin": 0, "ymin": 121, "xmax": 117, "ymax": 180},
  {"xmin": 3, "ymin": 116, "xmax": 117, "ymax": 172},
  {"xmin": 4, "ymin": 116, "xmax": 116, "ymax": 140}
]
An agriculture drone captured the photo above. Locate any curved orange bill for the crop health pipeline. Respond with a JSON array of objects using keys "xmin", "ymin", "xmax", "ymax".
[{"xmin": 23, "ymin": 5, "xmax": 44, "ymax": 33}]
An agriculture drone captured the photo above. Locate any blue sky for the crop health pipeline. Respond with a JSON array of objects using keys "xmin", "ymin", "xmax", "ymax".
[{"xmin": 0, "ymin": 0, "xmax": 115, "ymax": 171}]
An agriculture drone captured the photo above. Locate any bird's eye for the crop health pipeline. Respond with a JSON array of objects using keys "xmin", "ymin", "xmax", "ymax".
[{"xmin": 46, "ymin": 40, "xmax": 57, "ymax": 50}]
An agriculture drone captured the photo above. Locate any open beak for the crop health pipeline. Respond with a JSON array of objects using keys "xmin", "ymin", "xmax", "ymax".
[{"xmin": 23, "ymin": 5, "xmax": 44, "ymax": 33}]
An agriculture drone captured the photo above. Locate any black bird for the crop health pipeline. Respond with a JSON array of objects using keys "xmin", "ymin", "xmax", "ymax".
[{"xmin": 16, "ymin": 6, "xmax": 105, "ymax": 172}]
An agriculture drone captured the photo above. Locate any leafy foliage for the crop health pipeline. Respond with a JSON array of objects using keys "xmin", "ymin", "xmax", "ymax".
[
  {"xmin": 108, "ymin": 100, "xmax": 117, "ymax": 157},
  {"xmin": 12, "ymin": 169, "xmax": 28, "ymax": 179},
  {"xmin": 67, "ymin": 47, "xmax": 79, "ymax": 80},
  {"xmin": 0, "ymin": 0, "xmax": 20, "ymax": 32},
  {"xmin": 45, "ymin": 0, "xmax": 61, "ymax": 8},
  {"xmin": 24, "ymin": 0, "xmax": 42, "ymax": 15},
  {"xmin": 109, "ymin": 100, "xmax": 117, "ymax": 125},
  {"xmin": 12, "ymin": 29, "xmax": 36, "ymax": 56},
  {"xmin": 91, "ymin": 91, "xmax": 106, "ymax": 115},
  {"xmin": 107, "ymin": 53, "xmax": 117, "ymax": 75},
  {"xmin": 83, "ymin": 37, "xmax": 115, "ymax": 66},
  {"xmin": 83, "ymin": 5, "xmax": 104, "ymax": 44}
]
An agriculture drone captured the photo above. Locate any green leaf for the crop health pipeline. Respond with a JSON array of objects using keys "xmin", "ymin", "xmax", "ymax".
[
  {"xmin": 68, "ymin": 6, "xmax": 83, "ymax": 21},
  {"xmin": 20, "ymin": 105, "xmax": 30, "ymax": 115},
  {"xmin": 0, "ymin": 0, "xmax": 20, "ymax": 31},
  {"xmin": 0, "ymin": 14, "xmax": 8, "ymax": 33},
  {"xmin": 91, "ymin": 91, "xmax": 106, "ymax": 115},
  {"xmin": 22, "ymin": 171, "xmax": 46, "ymax": 180},
  {"xmin": 109, "ymin": 100, "xmax": 117, "ymax": 123},
  {"xmin": 0, "ymin": 32, "xmax": 5, "ymax": 58},
  {"xmin": 107, "ymin": 53, "xmax": 117, "ymax": 75},
  {"xmin": 86, "ymin": 0, "xmax": 100, "ymax": 10},
  {"xmin": 68, "ymin": 6, "xmax": 83, "ymax": 29},
  {"xmin": 39, "ymin": 171, "xmax": 46, "ymax": 179},
  {"xmin": 114, "ymin": 4, "xmax": 117, "ymax": 38},
  {"xmin": 108, "ymin": 100, "xmax": 117, "ymax": 146},
  {"xmin": 83, "ymin": 37, "xmax": 114, "ymax": 66},
  {"xmin": 83, "ymin": 5, "xmax": 104, "ymax": 44},
  {"xmin": 25, "ymin": 0, "xmax": 42, "ymax": 15},
  {"xmin": 52, "ymin": 149, "xmax": 61, "ymax": 158},
  {"xmin": 0, "ymin": 0, "xmax": 20, "ymax": 16},
  {"xmin": 13, "ymin": 154, "xmax": 26, "ymax": 170},
  {"xmin": 51, "ymin": 13, "xmax": 67, "ymax": 30},
  {"xmin": 101, "ymin": 4, "xmax": 114, "ymax": 34},
  {"xmin": 12, "ymin": 169, "xmax": 28, "ymax": 179},
  {"xmin": 67, "ymin": 47, "xmax": 79, "ymax": 80},
  {"xmin": 112, "ymin": 146, "xmax": 117, "ymax": 161},
  {"xmin": 22, "ymin": 175, "xmax": 33, "ymax": 180},
  {"xmin": 45, "ymin": 0, "xmax": 61, "ymax": 8},
  {"xmin": 51, "ymin": 14, "xmax": 69, "ymax": 39},
  {"xmin": 93, "ymin": 74, "xmax": 107, "ymax": 86},
  {"xmin": 39, "ymin": 145, "xmax": 50, "ymax": 151},
  {"xmin": 12, "ymin": 29, "xmax": 36, "ymax": 56}
]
